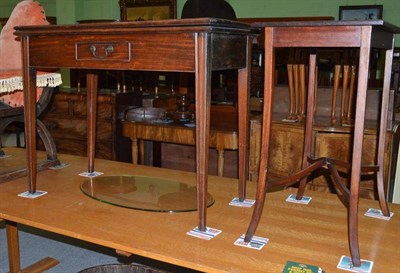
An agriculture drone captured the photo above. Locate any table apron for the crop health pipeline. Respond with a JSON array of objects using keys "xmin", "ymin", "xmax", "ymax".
[
  {"xmin": 271, "ymin": 25, "xmax": 394, "ymax": 50},
  {"xmin": 26, "ymin": 33, "xmax": 248, "ymax": 71}
]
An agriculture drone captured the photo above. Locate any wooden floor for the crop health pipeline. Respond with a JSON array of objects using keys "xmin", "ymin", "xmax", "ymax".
[{"xmin": 0, "ymin": 148, "xmax": 399, "ymax": 273}]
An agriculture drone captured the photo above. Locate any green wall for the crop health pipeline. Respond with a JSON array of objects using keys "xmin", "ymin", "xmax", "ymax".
[{"xmin": 1, "ymin": 0, "xmax": 399, "ymax": 44}]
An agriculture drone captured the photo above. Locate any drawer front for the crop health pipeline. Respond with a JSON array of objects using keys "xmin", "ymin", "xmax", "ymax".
[
  {"xmin": 29, "ymin": 33, "xmax": 196, "ymax": 71},
  {"xmin": 76, "ymin": 42, "xmax": 130, "ymax": 62}
]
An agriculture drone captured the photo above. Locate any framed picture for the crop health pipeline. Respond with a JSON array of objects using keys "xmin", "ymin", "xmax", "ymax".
[
  {"xmin": 339, "ymin": 5, "xmax": 383, "ymax": 21},
  {"xmin": 119, "ymin": 0, "xmax": 176, "ymax": 21}
]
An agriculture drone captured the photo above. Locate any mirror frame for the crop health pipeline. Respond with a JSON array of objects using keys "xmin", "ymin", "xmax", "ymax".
[{"xmin": 119, "ymin": 0, "xmax": 177, "ymax": 21}]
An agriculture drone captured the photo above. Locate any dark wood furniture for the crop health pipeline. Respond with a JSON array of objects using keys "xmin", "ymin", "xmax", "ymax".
[
  {"xmin": 122, "ymin": 109, "xmax": 238, "ymax": 177},
  {"xmin": 248, "ymin": 115, "xmax": 400, "ymax": 199},
  {"xmin": 1, "ymin": 149, "xmax": 399, "ymax": 273},
  {"xmin": 38, "ymin": 90, "xmax": 142, "ymax": 162},
  {"xmin": 246, "ymin": 20, "xmax": 400, "ymax": 267},
  {"xmin": 15, "ymin": 18, "xmax": 252, "ymax": 232}
]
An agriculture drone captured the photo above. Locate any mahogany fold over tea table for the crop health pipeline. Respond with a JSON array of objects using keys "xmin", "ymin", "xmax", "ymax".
[{"xmin": 15, "ymin": 18, "xmax": 252, "ymax": 231}]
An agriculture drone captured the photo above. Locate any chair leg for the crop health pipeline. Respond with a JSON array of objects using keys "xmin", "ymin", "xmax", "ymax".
[
  {"xmin": 341, "ymin": 65, "xmax": 350, "ymax": 124},
  {"xmin": 298, "ymin": 64, "xmax": 306, "ymax": 122},
  {"xmin": 313, "ymin": 66, "xmax": 319, "ymax": 116},
  {"xmin": 346, "ymin": 65, "xmax": 357, "ymax": 123},
  {"xmin": 287, "ymin": 64, "xmax": 296, "ymax": 120},
  {"xmin": 331, "ymin": 65, "xmax": 341, "ymax": 125},
  {"xmin": 293, "ymin": 64, "xmax": 300, "ymax": 121}
]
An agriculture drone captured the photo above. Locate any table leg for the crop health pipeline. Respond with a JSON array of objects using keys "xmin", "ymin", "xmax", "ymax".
[
  {"xmin": 296, "ymin": 54, "xmax": 317, "ymax": 199},
  {"xmin": 131, "ymin": 138, "xmax": 138, "ymax": 164},
  {"xmin": 86, "ymin": 72, "xmax": 98, "ymax": 173},
  {"xmin": 195, "ymin": 32, "xmax": 211, "ymax": 231},
  {"xmin": 139, "ymin": 140, "xmax": 145, "ymax": 164},
  {"xmin": 216, "ymin": 148, "xmax": 224, "ymax": 177},
  {"xmin": 376, "ymin": 48, "xmax": 394, "ymax": 216},
  {"xmin": 245, "ymin": 28, "xmax": 274, "ymax": 241},
  {"xmin": 21, "ymin": 37, "xmax": 37, "ymax": 193},
  {"xmin": 237, "ymin": 35, "xmax": 251, "ymax": 200},
  {"xmin": 6, "ymin": 221, "xmax": 59, "ymax": 273},
  {"xmin": 348, "ymin": 26, "xmax": 372, "ymax": 267},
  {"xmin": 6, "ymin": 221, "xmax": 20, "ymax": 273}
]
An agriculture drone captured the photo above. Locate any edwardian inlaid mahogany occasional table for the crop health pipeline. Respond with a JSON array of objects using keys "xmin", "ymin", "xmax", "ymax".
[
  {"xmin": 14, "ymin": 19, "xmax": 252, "ymax": 232},
  {"xmin": 245, "ymin": 20, "xmax": 400, "ymax": 267}
]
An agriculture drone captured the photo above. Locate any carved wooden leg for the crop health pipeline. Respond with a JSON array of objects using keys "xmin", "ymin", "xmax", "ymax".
[
  {"xmin": 376, "ymin": 49, "xmax": 393, "ymax": 216},
  {"xmin": 237, "ymin": 36, "xmax": 251, "ymax": 200},
  {"xmin": 331, "ymin": 65, "xmax": 341, "ymax": 125},
  {"xmin": 346, "ymin": 65, "xmax": 357, "ymax": 123},
  {"xmin": 293, "ymin": 64, "xmax": 300, "ymax": 121},
  {"xmin": 341, "ymin": 65, "xmax": 350, "ymax": 124},
  {"xmin": 298, "ymin": 64, "xmax": 306, "ymax": 121},
  {"xmin": 245, "ymin": 27, "xmax": 274, "ymax": 242},
  {"xmin": 86, "ymin": 72, "xmax": 98, "ymax": 173},
  {"xmin": 287, "ymin": 64, "xmax": 296, "ymax": 120},
  {"xmin": 314, "ymin": 66, "xmax": 319, "ymax": 116},
  {"xmin": 348, "ymin": 26, "xmax": 373, "ymax": 267},
  {"xmin": 195, "ymin": 32, "xmax": 212, "ymax": 231},
  {"xmin": 296, "ymin": 54, "xmax": 317, "ymax": 199}
]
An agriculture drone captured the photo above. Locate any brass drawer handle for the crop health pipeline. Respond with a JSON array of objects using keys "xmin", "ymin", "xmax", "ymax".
[{"xmin": 89, "ymin": 45, "xmax": 114, "ymax": 59}]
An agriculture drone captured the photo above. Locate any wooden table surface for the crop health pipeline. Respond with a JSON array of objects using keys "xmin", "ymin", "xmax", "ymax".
[{"xmin": 0, "ymin": 148, "xmax": 399, "ymax": 272}]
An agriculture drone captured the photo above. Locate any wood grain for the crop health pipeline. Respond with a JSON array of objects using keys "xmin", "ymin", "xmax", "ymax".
[{"xmin": 0, "ymin": 148, "xmax": 399, "ymax": 273}]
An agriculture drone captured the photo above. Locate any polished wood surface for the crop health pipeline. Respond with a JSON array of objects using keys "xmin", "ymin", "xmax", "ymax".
[
  {"xmin": 15, "ymin": 18, "xmax": 252, "ymax": 231},
  {"xmin": 0, "ymin": 149, "xmax": 399, "ymax": 273},
  {"xmin": 247, "ymin": 20, "xmax": 399, "ymax": 267},
  {"xmin": 122, "ymin": 112, "xmax": 238, "ymax": 177}
]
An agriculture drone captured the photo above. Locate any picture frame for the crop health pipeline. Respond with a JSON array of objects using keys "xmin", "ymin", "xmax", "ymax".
[
  {"xmin": 339, "ymin": 5, "xmax": 383, "ymax": 21},
  {"xmin": 119, "ymin": 0, "xmax": 177, "ymax": 21}
]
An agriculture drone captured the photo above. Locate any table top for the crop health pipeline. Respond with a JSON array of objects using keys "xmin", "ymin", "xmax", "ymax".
[
  {"xmin": 252, "ymin": 19, "xmax": 400, "ymax": 33},
  {"xmin": 14, "ymin": 18, "xmax": 252, "ymax": 36},
  {"xmin": 0, "ymin": 148, "xmax": 399, "ymax": 272}
]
